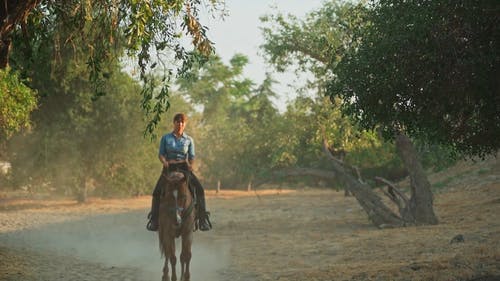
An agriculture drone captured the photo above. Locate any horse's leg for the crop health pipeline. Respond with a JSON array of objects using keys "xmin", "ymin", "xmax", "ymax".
[
  {"xmin": 169, "ymin": 237, "xmax": 177, "ymax": 281},
  {"xmin": 160, "ymin": 227, "xmax": 170, "ymax": 281},
  {"xmin": 161, "ymin": 238, "xmax": 170, "ymax": 281},
  {"xmin": 180, "ymin": 231, "xmax": 193, "ymax": 281},
  {"xmin": 161, "ymin": 235, "xmax": 177, "ymax": 281},
  {"xmin": 162, "ymin": 256, "xmax": 170, "ymax": 281}
]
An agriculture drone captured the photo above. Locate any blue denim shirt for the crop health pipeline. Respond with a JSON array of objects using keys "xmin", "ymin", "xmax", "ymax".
[{"xmin": 158, "ymin": 132, "xmax": 195, "ymax": 161}]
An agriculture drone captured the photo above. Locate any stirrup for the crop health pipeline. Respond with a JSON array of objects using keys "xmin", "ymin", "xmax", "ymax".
[
  {"xmin": 146, "ymin": 212, "xmax": 158, "ymax": 231},
  {"xmin": 147, "ymin": 219, "xmax": 158, "ymax": 231}
]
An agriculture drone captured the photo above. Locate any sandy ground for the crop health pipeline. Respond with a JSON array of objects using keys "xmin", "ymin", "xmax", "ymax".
[{"xmin": 1, "ymin": 157, "xmax": 499, "ymax": 281}]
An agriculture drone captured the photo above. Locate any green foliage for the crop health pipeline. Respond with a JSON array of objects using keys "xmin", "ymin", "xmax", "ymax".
[
  {"xmin": 6, "ymin": 67, "xmax": 160, "ymax": 197},
  {"xmin": 0, "ymin": 68, "xmax": 37, "ymax": 138},
  {"xmin": 329, "ymin": 0, "xmax": 500, "ymax": 158},
  {"xmin": 282, "ymin": 95, "xmax": 403, "ymax": 181},
  {"xmin": 260, "ymin": 1, "xmax": 368, "ymax": 83},
  {"xmin": 5, "ymin": 31, "xmax": 167, "ymax": 197},
  {"xmin": 176, "ymin": 54, "xmax": 283, "ymax": 187},
  {"xmin": 260, "ymin": 1, "xmax": 407, "ymax": 182},
  {"xmin": 414, "ymin": 141, "xmax": 459, "ymax": 172},
  {"xmin": 3, "ymin": 0, "xmax": 222, "ymax": 138},
  {"xmin": 260, "ymin": 0, "xmax": 472, "ymax": 186}
]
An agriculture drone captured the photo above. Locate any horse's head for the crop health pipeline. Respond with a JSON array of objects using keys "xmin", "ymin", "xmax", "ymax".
[{"xmin": 161, "ymin": 171, "xmax": 189, "ymax": 197}]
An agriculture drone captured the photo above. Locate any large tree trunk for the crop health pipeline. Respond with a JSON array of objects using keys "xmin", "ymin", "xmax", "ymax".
[
  {"xmin": 321, "ymin": 132, "xmax": 438, "ymax": 228},
  {"xmin": 321, "ymin": 139, "xmax": 405, "ymax": 228},
  {"xmin": 0, "ymin": 0, "xmax": 40, "ymax": 68},
  {"xmin": 255, "ymin": 165, "xmax": 403, "ymax": 227},
  {"xmin": 395, "ymin": 133, "xmax": 438, "ymax": 225}
]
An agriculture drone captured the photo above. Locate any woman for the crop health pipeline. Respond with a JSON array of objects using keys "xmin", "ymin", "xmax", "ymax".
[{"xmin": 147, "ymin": 113, "xmax": 212, "ymax": 232}]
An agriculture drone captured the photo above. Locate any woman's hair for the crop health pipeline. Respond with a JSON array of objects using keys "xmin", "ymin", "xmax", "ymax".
[{"xmin": 173, "ymin": 113, "xmax": 187, "ymax": 122}]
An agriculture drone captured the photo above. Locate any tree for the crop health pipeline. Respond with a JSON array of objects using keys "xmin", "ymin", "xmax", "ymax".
[
  {"xmin": 261, "ymin": 1, "xmax": 367, "ymax": 88},
  {"xmin": 261, "ymin": 2, "xmax": 398, "ymax": 176},
  {"xmin": 5, "ymin": 20, "xmax": 197, "ymax": 200},
  {"xmin": 1, "ymin": 0, "xmax": 219, "ymax": 137},
  {"xmin": 0, "ymin": 68, "xmax": 37, "ymax": 139},
  {"xmin": 330, "ymin": 0, "xmax": 500, "ymax": 158},
  {"xmin": 261, "ymin": 1, "xmax": 441, "ymax": 227},
  {"xmin": 6, "ymin": 62, "xmax": 161, "ymax": 200},
  {"xmin": 177, "ymin": 54, "xmax": 283, "ymax": 188}
]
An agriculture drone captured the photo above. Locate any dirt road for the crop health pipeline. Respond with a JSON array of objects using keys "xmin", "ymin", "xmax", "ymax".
[
  {"xmin": 0, "ymin": 199, "xmax": 229, "ymax": 281},
  {"xmin": 1, "ymin": 158, "xmax": 500, "ymax": 281}
]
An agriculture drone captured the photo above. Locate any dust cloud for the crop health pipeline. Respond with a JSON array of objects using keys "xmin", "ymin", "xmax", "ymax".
[{"xmin": 0, "ymin": 210, "xmax": 230, "ymax": 280}]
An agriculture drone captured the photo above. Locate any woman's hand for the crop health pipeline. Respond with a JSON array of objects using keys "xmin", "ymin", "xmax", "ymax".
[{"xmin": 159, "ymin": 155, "xmax": 169, "ymax": 169}]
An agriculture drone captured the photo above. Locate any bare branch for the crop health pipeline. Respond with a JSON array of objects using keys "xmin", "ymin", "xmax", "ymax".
[
  {"xmin": 379, "ymin": 188, "xmax": 404, "ymax": 211},
  {"xmin": 374, "ymin": 176, "xmax": 410, "ymax": 204},
  {"xmin": 352, "ymin": 165, "xmax": 365, "ymax": 185}
]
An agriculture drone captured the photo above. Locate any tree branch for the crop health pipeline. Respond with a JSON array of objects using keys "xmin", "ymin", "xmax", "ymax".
[
  {"xmin": 374, "ymin": 176, "xmax": 410, "ymax": 204},
  {"xmin": 321, "ymin": 134, "xmax": 405, "ymax": 228}
]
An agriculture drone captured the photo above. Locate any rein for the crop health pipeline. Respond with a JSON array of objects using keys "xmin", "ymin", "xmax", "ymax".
[{"xmin": 170, "ymin": 198, "xmax": 195, "ymax": 221}]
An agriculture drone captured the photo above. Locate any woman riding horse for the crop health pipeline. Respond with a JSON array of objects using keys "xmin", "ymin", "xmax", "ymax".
[{"xmin": 147, "ymin": 113, "xmax": 212, "ymax": 232}]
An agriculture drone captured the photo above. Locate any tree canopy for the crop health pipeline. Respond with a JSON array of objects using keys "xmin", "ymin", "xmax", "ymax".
[
  {"xmin": 262, "ymin": 1, "xmax": 499, "ymax": 158},
  {"xmin": 0, "ymin": 0, "xmax": 220, "ymax": 137},
  {"xmin": 329, "ymin": 0, "xmax": 499, "ymax": 157},
  {"xmin": 260, "ymin": 1, "xmax": 367, "ymax": 88}
]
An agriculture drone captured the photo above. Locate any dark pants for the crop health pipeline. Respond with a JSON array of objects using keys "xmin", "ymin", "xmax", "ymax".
[{"xmin": 152, "ymin": 163, "xmax": 207, "ymax": 213}]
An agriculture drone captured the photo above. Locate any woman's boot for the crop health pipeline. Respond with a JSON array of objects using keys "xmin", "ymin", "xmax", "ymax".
[
  {"xmin": 146, "ymin": 195, "xmax": 160, "ymax": 231},
  {"xmin": 196, "ymin": 194, "xmax": 212, "ymax": 231}
]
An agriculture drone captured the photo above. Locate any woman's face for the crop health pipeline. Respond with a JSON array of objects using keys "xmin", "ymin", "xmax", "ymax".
[{"xmin": 173, "ymin": 119, "xmax": 186, "ymax": 135}]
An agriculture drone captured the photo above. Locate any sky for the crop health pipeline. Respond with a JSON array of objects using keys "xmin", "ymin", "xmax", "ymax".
[{"xmin": 200, "ymin": 0, "xmax": 325, "ymax": 111}]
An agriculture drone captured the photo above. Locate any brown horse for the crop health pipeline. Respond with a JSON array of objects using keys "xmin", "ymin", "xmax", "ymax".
[{"xmin": 158, "ymin": 171, "xmax": 196, "ymax": 281}]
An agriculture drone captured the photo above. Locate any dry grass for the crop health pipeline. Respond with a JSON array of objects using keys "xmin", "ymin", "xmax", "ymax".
[
  {"xmin": 206, "ymin": 156, "xmax": 500, "ymax": 281},
  {"xmin": 204, "ymin": 182, "xmax": 500, "ymax": 281}
]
